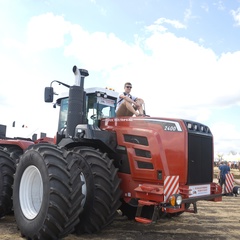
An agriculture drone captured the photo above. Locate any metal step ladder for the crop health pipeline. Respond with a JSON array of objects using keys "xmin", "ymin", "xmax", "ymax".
[{"xmin": 135, "ymin": 199, "xmax": 160, "ymax": 224}]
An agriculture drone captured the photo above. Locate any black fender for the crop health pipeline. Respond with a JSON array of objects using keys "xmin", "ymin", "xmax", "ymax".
[{"xmin": 58, "ymin": 137, "xmax": 116, "ymax": 154}]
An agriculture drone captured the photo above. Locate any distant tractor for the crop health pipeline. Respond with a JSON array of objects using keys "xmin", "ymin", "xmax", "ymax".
[{"xmin": 11, "ymin": 66, "xmax": 235, "ymax": 239}]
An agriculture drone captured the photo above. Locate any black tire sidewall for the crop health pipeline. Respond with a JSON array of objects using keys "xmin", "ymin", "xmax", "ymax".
[
  {"xmin": 0, "ymin": 148, "xmax": 15, "ymax": 216},
  {"xmin": 77, "ymin": 157, "xmax": 95, "ymax": 222}
]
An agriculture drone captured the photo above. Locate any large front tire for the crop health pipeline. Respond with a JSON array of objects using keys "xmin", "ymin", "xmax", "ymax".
[
  {"xmin": 72, "ymin": 146, "xmax": 122, "ymax": 234},
  {"xmin": 13, "ymin": 143, "xmax": 84, "ymax": 239}
]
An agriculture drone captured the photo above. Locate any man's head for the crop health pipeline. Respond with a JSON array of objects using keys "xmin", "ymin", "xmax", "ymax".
[{"xmin": 124, "ymin": 82, "xmax": 132, "ymax": 92}]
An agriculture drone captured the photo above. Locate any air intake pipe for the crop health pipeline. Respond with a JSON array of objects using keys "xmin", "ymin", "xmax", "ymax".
[{"xmin": 66, "ymin": 66, "xmax": 89, "ymax": 138}]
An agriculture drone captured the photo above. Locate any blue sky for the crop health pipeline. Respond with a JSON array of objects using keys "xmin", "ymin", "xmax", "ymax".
[{"xmin": 0, "ymin": 0, "xmax": 240, "ymax": 157}]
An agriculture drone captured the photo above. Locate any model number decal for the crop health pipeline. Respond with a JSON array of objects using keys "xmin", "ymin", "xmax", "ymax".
[
  {"xmin": 164, "ymin": 125, "xmax": 177, "ymax": 131},
  {"xmin": 134, "ymin": 119, "xmax": 183, "ymax": 132}
]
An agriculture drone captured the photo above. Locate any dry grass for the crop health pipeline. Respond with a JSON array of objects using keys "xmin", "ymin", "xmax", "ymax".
[{"xmin": 2, "ymin": 196, "xmax": 239, "ymax": 240}]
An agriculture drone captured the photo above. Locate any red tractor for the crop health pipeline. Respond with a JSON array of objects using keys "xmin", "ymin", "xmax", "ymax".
[{"xmin": 11, "ymin": 66, "xmax": 230, "ymax": 239}]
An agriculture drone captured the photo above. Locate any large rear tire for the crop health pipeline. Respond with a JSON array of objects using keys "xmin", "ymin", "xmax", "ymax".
[
  {"xmin": 72, "ymin": 146, "xmax": 122, "ymax": 234},
  {"xmin": 4, "ymin": 145, "xmax": 23, "ymax": 162},
  {"xmin": 13, "ymin": 143, "xmax": 84, "ymax": 239},
  {"xmin": 0, "ymin": 147, "xmax": 15, "ymax": 217}
]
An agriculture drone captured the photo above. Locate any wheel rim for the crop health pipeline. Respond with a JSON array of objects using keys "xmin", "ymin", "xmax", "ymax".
[
  {"xmin": 80, "ymin": 172, "xmax": 87, "ymax": 206},
  {"xmin": 19, "ymin": 165, "xmax": 43, "ymax": 219}
]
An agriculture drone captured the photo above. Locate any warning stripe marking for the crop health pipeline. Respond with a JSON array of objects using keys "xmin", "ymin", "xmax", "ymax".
[
  {"xmin": 225, "ymin": 173, "xmax": 234, "ymax": 193},
  {"xmin": 164, "ymin": 176, "xmax": 179, "ymax": 202}
]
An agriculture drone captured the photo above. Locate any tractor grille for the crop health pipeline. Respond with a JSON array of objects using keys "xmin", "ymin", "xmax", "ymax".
[{"xmin": 185, "ymin": 121, "xmax": 213, "ymax": 185}]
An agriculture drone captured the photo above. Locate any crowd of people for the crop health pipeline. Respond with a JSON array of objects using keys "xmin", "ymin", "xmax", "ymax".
[{"xmin": 214, "ymin": 160, "xmax": 240, "ymax": 170}]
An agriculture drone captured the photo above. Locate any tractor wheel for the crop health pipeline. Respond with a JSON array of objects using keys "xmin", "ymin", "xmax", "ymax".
[
  {"xmin": 0, "ymin": 147, "xmax": 15, "ymax": 217},
  {"xmin": 72, "ymin": 146, "xmax": 122, "ymax": 234},
  {"xmin": 13, "ymin": 143, "xmax": 84, "ymax": 239},
  {"xmin": 4, "ymin": 145, "xmax": 23, "ymax": 162}
]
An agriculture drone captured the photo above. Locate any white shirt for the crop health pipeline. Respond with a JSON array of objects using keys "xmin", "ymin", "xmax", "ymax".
[{"xmin": 116, "ymin": 92, "xmax": 137, "ymax": 111}]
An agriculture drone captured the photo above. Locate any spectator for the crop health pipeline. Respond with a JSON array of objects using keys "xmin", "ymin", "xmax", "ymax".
[{"xmin": 218, "ymin": 161, "xmax": 230, "ymax": 194}]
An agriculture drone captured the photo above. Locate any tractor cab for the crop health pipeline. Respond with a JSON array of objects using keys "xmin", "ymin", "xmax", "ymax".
[
  {"xmin": 56, "ymin": 87, "xmax": 118, "ymax": 131},
  {"xmin": 45, "ymin": 77, "xmax": 119, "ymax": 144},
  {"xmin": 85, "ymin": 87, "xmax": 118, "ymax": 125},
  {"xmin": 45, "ymin": 66, "xmax": 118, "ymax": 144}
]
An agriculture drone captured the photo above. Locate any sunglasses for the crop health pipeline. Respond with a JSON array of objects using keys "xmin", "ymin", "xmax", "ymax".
[{"xmin": 125, "ymin": 86, "xmax": 132, "ymax": 89}]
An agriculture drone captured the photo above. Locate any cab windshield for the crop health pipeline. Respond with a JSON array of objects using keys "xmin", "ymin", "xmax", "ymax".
[
  {"xmin": 86, "ymin": 93, "xmax": 116, "ymax": 125},
  {"xmin": 58, "ymin": 98, "xmax": 68, "ymax": 132},
  {"xmin": 58, "ymin": 94, "xmax": 116, "ymax": 131}
]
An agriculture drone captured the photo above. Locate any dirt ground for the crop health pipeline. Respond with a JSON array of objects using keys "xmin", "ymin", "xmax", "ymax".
[{"xmin": 1, "ymin": 168, "xmax": 240, "ymax": 240}]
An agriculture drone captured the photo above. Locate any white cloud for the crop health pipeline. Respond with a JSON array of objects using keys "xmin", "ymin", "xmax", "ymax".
[
  {"xmin": 198, "ymin": 37, "xmax": 205, "ymax": 44},
  {"xmin": 184, "ymin": 3, "xmax": 199, "ymax": 23},
  {"xmin": 26, "ymin": 13, "xmax": 70, "ymax": 52},
  {"xmin": 230, "ymin": 8, "xmax": 240, "ymax": 26},
  {"xmin": 65, "ymin": 28, "xmax": 136, "ymax": 71},
  {"xmin": 211, "ymin": 122, "xmax": 240, "ymax": 154},
  {"xmin": 2, "ymin": 13, "xmax": 70, "ymax": 54},
  {"xmin": 214, "ymin": 1, "xmax": 225, "ymax": 11},
  {"xmin": 152, "ymin": 18, "xmax": 187, "ymax": 30},
  {"xmin": 25, "ymin": 15, "xmax": 240, "ymax": 117},
  {"xmin": 145, "ymin": 24, "xmax": 167, "ymax": 33}
]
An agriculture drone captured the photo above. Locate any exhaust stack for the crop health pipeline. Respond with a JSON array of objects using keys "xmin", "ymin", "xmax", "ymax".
[{"xmin": 66, "ymin": 66, "xmax": 89, "ymax": 138}]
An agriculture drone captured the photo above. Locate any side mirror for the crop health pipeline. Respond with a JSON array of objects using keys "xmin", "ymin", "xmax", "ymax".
[{"xmin": 44, "ymin": 87, "xmax": 54, "ymax": 102}]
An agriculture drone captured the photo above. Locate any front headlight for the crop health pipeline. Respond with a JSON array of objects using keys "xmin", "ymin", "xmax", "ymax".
[
  {"xmin": 176, "ymin": 195, "xmax": 183, "ymax": 205},
  {"xmin": 169, "ymin": 194, "xmax": 182, "ymax": 206},
  {"xmin": 75, "ymin": 128, "xmax": 85, "ymax": 138},
  {"xmin": 233, "ymin": 186, "xmax": 240, "ymax": 195}
]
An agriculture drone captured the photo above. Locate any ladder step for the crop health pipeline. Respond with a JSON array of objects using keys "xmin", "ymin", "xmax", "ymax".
[
  {"xmin": 138, "ymin": 200, "xmax": 158, "ymax": 206},
  {"xmin": 140, "ymin": 185, "xmax": 160, "ymax": 192},
  {"xmin": 135, "ymin": 217, "xmax": 152, "ymax": 224}
]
